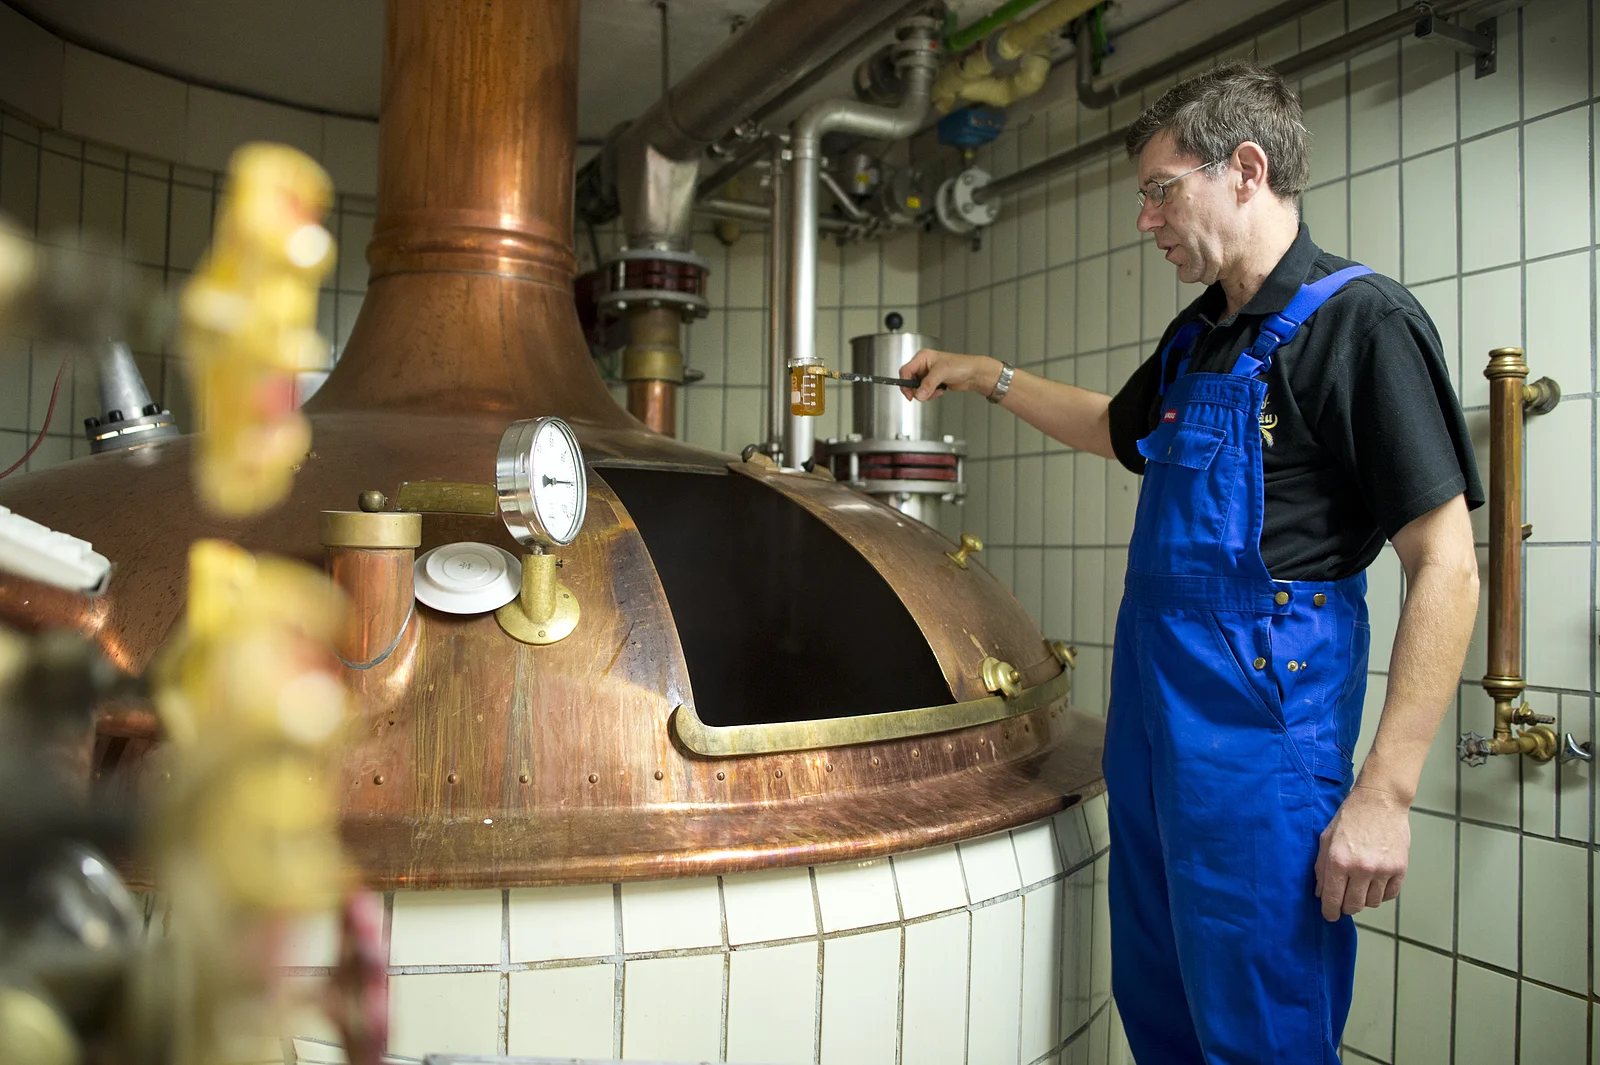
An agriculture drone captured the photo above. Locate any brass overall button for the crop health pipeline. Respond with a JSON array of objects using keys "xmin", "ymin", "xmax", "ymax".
[
  {"xmin": 1274, "ymin": 591, "xmax": 1290, "ymax": 605},
  {"xmin": 1313, "ymin": 593, "xmax": 1327, "ymax": 607},
  {"xmin": 1252, "ymin": 657, "xmax": 1266, "ymax": 670},
  {"xmin": 1287, "ymin": 661, "xmax": 1300, "ymax": 672}
]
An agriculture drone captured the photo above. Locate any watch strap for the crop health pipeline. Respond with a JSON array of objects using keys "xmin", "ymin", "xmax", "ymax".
[{"xmin": 987, "ymin": 362, "xmax": 1015, "ymax": 404}]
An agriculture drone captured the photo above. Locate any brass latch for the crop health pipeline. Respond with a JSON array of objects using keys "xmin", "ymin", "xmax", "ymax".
[
  {"xmin": 947, "ymin": 532, "xmax": 983, "ymax": 569},
  {"xmin": 980, "ymin": 656, "xmax": 1022, "ymax": 699}
]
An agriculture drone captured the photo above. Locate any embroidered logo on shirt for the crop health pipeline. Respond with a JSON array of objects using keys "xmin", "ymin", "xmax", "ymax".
[
  {"xmin": 1259, "ymin": 393, "xmax": 1277, "ymax": 447},
  {"xmin": 1162, "ymin": 409, "xmax": 1177, "ymax": 423}
]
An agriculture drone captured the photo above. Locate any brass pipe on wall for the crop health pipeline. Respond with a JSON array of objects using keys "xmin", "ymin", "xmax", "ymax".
[
  {"xmin": 622, "ymin": 306, "xmax": 684, "ymax": 436},
  {"xmin": 1465, "ymin": 348, "xmax": 1562, "ymax": 763}
]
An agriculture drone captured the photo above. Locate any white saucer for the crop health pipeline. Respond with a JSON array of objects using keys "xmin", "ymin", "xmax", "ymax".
[{"xmin": 413, "ymin": 542, "xmax": 522, "ymax": 615}]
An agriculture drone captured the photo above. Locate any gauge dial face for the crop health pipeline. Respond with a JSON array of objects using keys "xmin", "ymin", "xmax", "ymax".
[
  {"xmin": 496, "ymin": 417, "xmax": 587, "ymax": 549},
  {"xmin": 530, "ymin": 419, "xmax": 584, "ymax": 545}
]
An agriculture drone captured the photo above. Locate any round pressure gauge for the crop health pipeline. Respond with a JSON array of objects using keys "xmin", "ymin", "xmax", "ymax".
[{"xmin": 496, "ymin": 417, "xmax": 587, "ymax": 548}]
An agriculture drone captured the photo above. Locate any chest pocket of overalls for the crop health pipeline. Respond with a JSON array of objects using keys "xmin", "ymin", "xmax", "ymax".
[{"xmin": 1133, "ymin": 420, "xmax": 1235, "ymax": 571}]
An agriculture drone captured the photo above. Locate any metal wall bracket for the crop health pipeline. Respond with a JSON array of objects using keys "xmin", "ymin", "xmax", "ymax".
[{"xmin": 1415, "ymin": 15, "xmax": 1497, "ymax": 78}]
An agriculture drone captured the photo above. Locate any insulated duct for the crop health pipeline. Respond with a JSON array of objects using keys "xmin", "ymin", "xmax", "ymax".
[{"xmin": 784, "ymin": 19, "xmax": 939, "ymax": 468}]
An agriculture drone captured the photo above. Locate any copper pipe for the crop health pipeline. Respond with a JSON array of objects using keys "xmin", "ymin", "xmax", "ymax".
[
  {"xmin": 1480, "ymin": 348, "xmax": 1559, "ymax": 761},
  {"xmin": 306, "ymin": 0, "xmax": 624, "ymax": 422},
  {"xmin": 622, "ymin": 306, "xmax": 684, "ymax": 436}
]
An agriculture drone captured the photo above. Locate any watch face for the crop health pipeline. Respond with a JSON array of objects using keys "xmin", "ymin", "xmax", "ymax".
[
  {"xmin": 531, "ymin": 419, "xmax": 584, "ymax": 545},
  {"xmin": 496, "ymin": 417, "xmax": 587, "ymax": 548}
]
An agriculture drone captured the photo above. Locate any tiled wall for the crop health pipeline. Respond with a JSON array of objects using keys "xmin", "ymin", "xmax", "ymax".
[
  {"xmin": 148, "ymin": 807, "xmax": 1113, "ymax": 1065},
  {"xmin": 915, "ymin": 1, "xmax": 1600, "ymax": 1062},
  {"xmin": 0, "ymin": 110, "xmax": 375, "ymax": 469}
]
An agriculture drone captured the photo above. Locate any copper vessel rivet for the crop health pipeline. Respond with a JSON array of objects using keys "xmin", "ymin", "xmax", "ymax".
[
  {"xmin": 373, "ymin": 774, "xmax": 385, "ymax": 785},
  {"xmin": 654, "ymin": 770, "xmax": 664, "ymax": 780},
  {"xmin": 447, "ymin": 772, "xmax": 459, "ymax": 784},
  {"xmin": 871, "ymin": 757, "xmax": 880, "ymax": 767},
  {"xmin": 1023, "ymin": 723, "xmax": 1031, "ymax": 733},
  {"xmin": 716, "ymin": 771, "xmax": 726, "ymax": 781},
  {"xmin": 825, "ymin": 763, "xmax": 834, "ymax": 773},
  {"xmin": 911, "ymin": 749, "xmax": 920, "ymax": 759},
  {"xmin": 946, "ymin": 743, "xmax": 954, "ymax": 752},
  {"xmin": 588, "ymin": 773, "xmax": 599, "ymax": 784},
  {"xmin": 774, "ymin": 769, "xmax": 783, "ymax": 778},
  {"xmin": 519, "ymin": 774, "xmax": 530, "ymax": 784}
]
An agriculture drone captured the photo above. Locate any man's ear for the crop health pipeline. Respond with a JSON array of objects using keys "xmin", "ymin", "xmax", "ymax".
[{"xmin": 1234, "ymin": 141, "xmax": 1271, "ymax": 204}]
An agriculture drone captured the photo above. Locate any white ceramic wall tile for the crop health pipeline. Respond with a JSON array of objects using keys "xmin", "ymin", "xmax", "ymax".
[
  {"xmin": 820, "ymin": 928, "xmax": 900, "ymax": 1065},
  {"xmin": 388, "ymin": 889, "xmax": 502, "ymax": 966},
  {"xmin": 1400, "ymin": 37, "xmax": 1457, "ymax": 157},
  {"xmin": 1400, "ymin": 149, "xmax": 1457, "ymax": 284},
  {"xmin": 506, "ymin": 964, "xmax": 615, "ymax": 1060},
  {"xmin": 1521, "ymin": 836, "xmax": 1588, "ymax": 993},
  {"xmin": 60, "ymin": 46, "xmax": 186, "ymax": 164},
  {"xmin": 815, "ymin": 857, "xmax": 900, "ymax": 933},
  {"xmin": 1021, "ymin": 881, "xmax": 1064, "ymax": 1063},
  {"xmin": 1366, "ymin": 546, "xmax": 1402, "ymax": 673},
  {"xmin": 960, "ymin": 829, "xmax": 1022, "ymax": 903},
  {"xmin": 1459, "ymin": 131, "xmax": 1522, "ymax": 273},
  {"xmin": 1349, "ymin": 165, "xmax": 1401, "ymax": 280},
  {"xmin": 721, "ymin": 865, "xmax": 818, "ymax": 945},
  {"xmin": 1301, "ymin": 66, "xmax": 1348, "ymax": 182},
  {"xmin": 1108, "ymin": 247, "xmax": 1141, "ymax": 349},
  {"xmin": 727, "ymin": 941, "xmax": 819, "ymax": 1065},
  {"xmin": 387, "ymin": 971, "xmax": 502, "ymax": 1059},
  {"xmin": 508, "ymin": 883, "xmax": 615, "ymax": 963},
  {"xmin": 1523, "ymin": 108, "xmax": 1591, "ymax": 261},
  {"xmin": 1520, "ymin": 981, "xmax": 1587, "ymax": 1065},
  {"xmin": 1302, "ymin": 182, "xmax": 1348, "ymax": 260},
  {"xmin": 1526, "ymin": 398, "xmax": 1594, "ymax": 545},
  {"xmin": 1013, "ymin": 820, "xmax": 1064, "ymax": 887},
  {"xmin": 1346, "ymin": 928, "xmax": 1396, "ymax": 1061},
  {"xmin": 1526, "ymin": 251, "xmax": 1592, "ymax": 399},
  {"xmin": 1076, "ymin": 257, "xmax": 1110, "ymax": 353},
  {"xmin": 1521, "ymin": 0, "xmax": 1590, "ymax": 119},
  {"xmin": 622, "ymin": 953, "xmax": 723, "ymax": 1063},
  {"xmin": 1391, "ymin": 942, "xmax": 1452, "ymax": 1065},
  {"xmin": 968, "ymin": 896, "xmax": 1024, "ymax": 1065},
  {"xmin": 1042, "ymin": 547, "xmax": 1074, "ymax": 638},
  {"xmin": 1398, "ymin": 812, "xmax": 1456, "ymax": 950},
  {"xmin": 1073, "ymin": 449, "xmax": 1107, "ymax": 546},
  {"xmin": 901, "ymin": 913, "xmax": 970, "ymax": 1065},
  {"xmin": 320, "ymin": 116, "xmax": 378, "ymax": 197},
  {"xmin": 1349, "ymin": 37, "xmax": 1401, "ymax": 172},
  {"xmin": 1140, "ymin": 237, "xmax": 1177, "ymax": 341},
  {"xmin": 1456, "ymin": 823, "xmax": 1520, "ymax": 970},
  {"xmin": 1526, "ymin": 545, "xmax": 1593, "ymax": 692},
  {"xmin": 619, "ymin": 877, "xmax": 723, "ymax": 953},
  {"xmin": 1047, "ymin": 264, "xmax": 1077, "ymax": 359},
  {"xmin": 1459, "ymin": 266, "xmax": 1522, "ymax": 409},
  {"xmin": 1453, "ymin": 962, "xmax": 1517, "ymax": 1065}
]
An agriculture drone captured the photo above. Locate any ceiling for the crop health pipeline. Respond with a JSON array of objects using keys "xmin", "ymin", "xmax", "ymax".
[{"xmin": 8, "ymin": 0, "xmax": 800, "ymax": 142}]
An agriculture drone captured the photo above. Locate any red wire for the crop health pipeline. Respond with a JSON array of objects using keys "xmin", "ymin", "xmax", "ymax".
[{"xmin": 0, "ymin": 358, "xmax": 68, "ymax": 480}]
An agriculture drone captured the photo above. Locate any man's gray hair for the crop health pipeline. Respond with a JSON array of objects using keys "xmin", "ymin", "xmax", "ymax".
[{"xmin": 1125, "ymin": 60, "xmax": 1311, "ymax": 201}]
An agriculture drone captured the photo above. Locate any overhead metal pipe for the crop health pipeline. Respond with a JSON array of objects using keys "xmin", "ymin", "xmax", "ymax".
[
  {"xmin": 696, "ymin": 197, "xmax": 854, "ymax": 234},
  {"xmin": 785, "ymin": 18, "xmax": 939, "ymax": 469},
  {"xmin": 980, "ymin": 0, "xmax": 1488, "ymax": 205},
  {"xmin": 766, "ymin": 144, "xmax": 790, "ymax": 461}
]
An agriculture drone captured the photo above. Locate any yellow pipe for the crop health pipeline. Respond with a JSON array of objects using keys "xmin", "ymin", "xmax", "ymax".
[{"xmin": 932, "ymin": 0, "xmax": 1098, "ymax": 113}]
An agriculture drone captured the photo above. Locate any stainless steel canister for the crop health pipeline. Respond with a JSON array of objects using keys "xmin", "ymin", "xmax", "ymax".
[{"xmin": 850, "ymin": 317, "xmax": 938, "ymax": 441}]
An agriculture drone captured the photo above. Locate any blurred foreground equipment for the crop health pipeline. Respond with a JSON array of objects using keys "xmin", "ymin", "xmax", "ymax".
[{"xmin": 180, "ymin": 145, "xmax": 335, "ymax": 518}]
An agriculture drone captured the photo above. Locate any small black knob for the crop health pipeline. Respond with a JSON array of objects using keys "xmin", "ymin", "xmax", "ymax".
[
  {"xmin": 106, "ymin": 409, "xmax": 124, "ymax": 423},
  {"xmin": 141, "ymin": 403, "xmax": 161, "ymax": 416},
  {"xmin": 884, "ymin": 312, "xmax": 903, "ymax": 331},
  {"xmin": 84, "ymin": 416, "xmax": 101, "ymax": 430}
]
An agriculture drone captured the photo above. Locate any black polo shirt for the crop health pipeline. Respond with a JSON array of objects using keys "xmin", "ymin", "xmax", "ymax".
[{"xmin": 1107, "ymin": 224, "xmax": 1483, "ymax": 582}]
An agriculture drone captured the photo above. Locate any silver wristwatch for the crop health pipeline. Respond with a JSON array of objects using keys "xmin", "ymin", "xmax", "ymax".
[{"xmin": 987, "ymin": 361, "xmax": 1015, "ymax": 404}]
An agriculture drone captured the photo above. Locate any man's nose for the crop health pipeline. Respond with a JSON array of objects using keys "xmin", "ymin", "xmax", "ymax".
[{"xmin": 1136, "ymin": 202, "xmax": 1161, "ymax": 234}]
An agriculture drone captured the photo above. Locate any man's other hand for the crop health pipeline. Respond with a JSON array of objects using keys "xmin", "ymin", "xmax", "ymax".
[{"xmin": 1314, "ymin": 783, "xmax": 1410, "ymax": 922}]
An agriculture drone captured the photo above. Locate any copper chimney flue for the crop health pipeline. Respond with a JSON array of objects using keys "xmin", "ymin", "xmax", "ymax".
[{"xmin": 311, "ymin": 0, "xmax": 627, "ymax": 424}]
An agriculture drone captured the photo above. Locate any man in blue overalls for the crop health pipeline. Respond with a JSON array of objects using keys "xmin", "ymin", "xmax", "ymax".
[{"xmin": 902, "ymin": 61, "xmax": 1482, "ymax": 1061}]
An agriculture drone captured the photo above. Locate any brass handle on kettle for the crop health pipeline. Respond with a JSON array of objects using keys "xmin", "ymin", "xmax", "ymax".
[{"xmin": 946, "ymin": 532, "xmax": 983, "ymax": 570}]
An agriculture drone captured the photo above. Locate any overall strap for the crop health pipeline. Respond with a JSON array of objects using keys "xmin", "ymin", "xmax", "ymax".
[
  {"xmin": 1229, "ymin": 264, "xmax": 1374, "ymax": 378},
  {"xmin": 1156, "ymin": 320, "xmax": 1205, "ymax": 398}
]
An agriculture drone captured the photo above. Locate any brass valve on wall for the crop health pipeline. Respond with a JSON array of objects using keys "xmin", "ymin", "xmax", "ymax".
[{"xmin": 1457, "ymin": 348, "xmax": 1587, "ymax": 767}]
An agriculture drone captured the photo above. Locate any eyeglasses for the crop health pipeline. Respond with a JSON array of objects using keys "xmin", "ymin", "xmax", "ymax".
[{"xmin": 1136, "ymin": 161, "xmax": 1219, "ymax": 209}]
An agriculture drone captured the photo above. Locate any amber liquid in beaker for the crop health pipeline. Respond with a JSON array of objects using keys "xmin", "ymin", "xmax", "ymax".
[{"xmin": 790, "ymin": 365, "xmax": 825, "ymax": 417}]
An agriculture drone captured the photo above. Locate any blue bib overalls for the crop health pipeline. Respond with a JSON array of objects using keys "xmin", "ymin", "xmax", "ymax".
[{"xmin": 1104, "ymin": 265, "xmax": 1375, "ymax": 1064}]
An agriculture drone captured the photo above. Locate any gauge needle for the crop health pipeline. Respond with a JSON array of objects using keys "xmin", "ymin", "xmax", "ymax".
[{"xmin": 542, "ymin": 476, "xmax": 574, "ymax": 487}]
